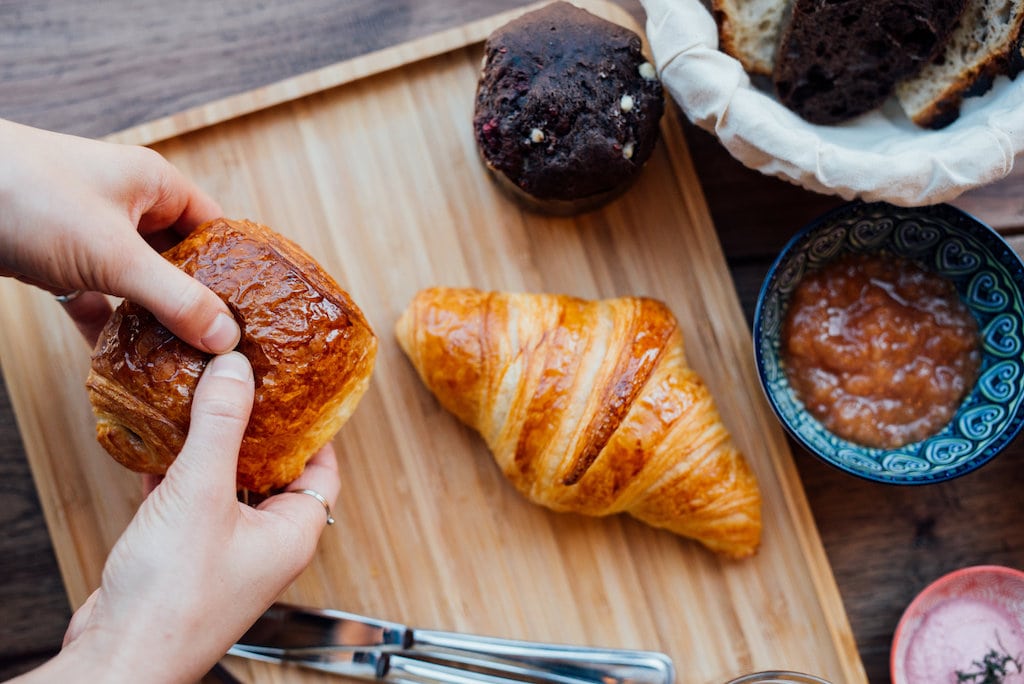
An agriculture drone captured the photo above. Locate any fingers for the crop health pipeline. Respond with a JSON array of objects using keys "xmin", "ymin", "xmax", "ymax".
[
  {"xmin": 12, "ymin": 275, "xmax": 113, "ymax": 348},
  {"xmin": 169, "ymin": 352, "xmax": 254, "ymax": 497},
  {"xmin": 2, "ymin": 130, "xmax": 234, "ymax": 353},
  {"xmin": 63, "ymin": 589, "xmax": 100, "ymax": 647},
  {"xmin": 132, "ymin": 147, "xmax": 222, "ymax": 236},
  {"xmin": 59, "ymin": 291, "xmax": 113, "ymax": 348},
  {"xmin": 258, "ymin": 443, "xmax": 341, "ymax": 540},
  {"xmin": 101, "ymin": 147, "xmax": 235, "ymax": 353},
  {"xmin": 287, "ymin": 442, "xmax": 341, "ymax": 501},
  {"xmin": 111, "ymin": 237, "xmax": 241, "ymax": 354},
  {"xmin": 141, "ymin": 473, "xmax": 164, "ymax": 496}
]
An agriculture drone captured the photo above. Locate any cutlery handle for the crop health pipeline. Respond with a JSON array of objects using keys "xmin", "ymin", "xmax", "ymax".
[
  {"xmin": 413, "ymin": 630, "xmax": 675, "ymax": 684},
  {"xmin": 386, "ymin": 654, "xmax": 562, "ymax": 684}
]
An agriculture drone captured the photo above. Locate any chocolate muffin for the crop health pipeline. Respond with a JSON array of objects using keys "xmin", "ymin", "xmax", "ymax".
[{"xmin": 473, "ymin": 2, "xmax": 664, "ymax": 214}]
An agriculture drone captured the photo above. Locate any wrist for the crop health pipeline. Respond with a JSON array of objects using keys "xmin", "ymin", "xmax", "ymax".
[
  {"xmin": 20, "ymin": 627, "xmax": 199, "ymax": 684},
  {"xmin": 10, "ymin": 638, "xmax": 137, "ymax": 684}
]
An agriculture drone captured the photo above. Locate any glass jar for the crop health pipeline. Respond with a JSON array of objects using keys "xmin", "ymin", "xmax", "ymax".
[{"xmin": 724, "ymin": 672, "xmax": 832, "ymax": 684}]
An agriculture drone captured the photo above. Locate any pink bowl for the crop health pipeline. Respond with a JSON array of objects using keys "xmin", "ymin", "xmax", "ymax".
[{"xmin": 891, "ymin": 565, "xmax": 1024, "ymax": 684}]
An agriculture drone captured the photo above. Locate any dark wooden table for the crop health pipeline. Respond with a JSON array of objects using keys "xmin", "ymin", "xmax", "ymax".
[{"xmin": 2, "ymin": 2, "xmax": 1022, "ymax": 682}]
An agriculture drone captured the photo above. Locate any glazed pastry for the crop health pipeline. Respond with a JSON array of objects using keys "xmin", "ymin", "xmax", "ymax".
[
  {"xmin": 87, "ymin": 218, "xmax": 377, "ymax": 493},
  {"xmin": 395, "ymin": 287, "xmax": 762, "ymax": 558}
]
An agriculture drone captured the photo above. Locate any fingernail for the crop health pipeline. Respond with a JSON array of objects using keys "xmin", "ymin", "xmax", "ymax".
[
  {"xmin": 209, "ymin": 351, "xmax": 252, "ymax": 382},
  {"xmin": 201, "ymin": 312, "xmax": 241, "ymax": 352}
]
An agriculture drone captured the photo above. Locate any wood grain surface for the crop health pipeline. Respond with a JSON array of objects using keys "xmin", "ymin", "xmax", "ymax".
[
  {"xmin": 1, "ymin": 1, "xmax": 1022, "ymax": 683},
  {"xmin": 0, "ymin": 3, "xmax": 866, "ymax": 682}
]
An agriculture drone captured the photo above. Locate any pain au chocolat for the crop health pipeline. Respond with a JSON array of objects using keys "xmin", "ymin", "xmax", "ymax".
[{"xmin": 86, "ymin": 218, "xmax": 377, "ymax": 493}]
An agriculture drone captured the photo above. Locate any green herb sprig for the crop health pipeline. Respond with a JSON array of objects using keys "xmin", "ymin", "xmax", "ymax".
[{"xmin": 955, "ymin": 647, "xmax": 1023, "ymax": 684}]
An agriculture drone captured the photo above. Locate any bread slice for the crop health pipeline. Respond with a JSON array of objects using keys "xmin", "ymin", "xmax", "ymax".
[
  {"xmin": 895, "ymin": 0, "xmax": 1024, "ymax": 129},
  {"xmin": 773, "ymin": 0, "xmax": 967, "ymax": 124},
  {"xmin": 712, "ymin": 0, "xmax": 791, "ymax": 75}
]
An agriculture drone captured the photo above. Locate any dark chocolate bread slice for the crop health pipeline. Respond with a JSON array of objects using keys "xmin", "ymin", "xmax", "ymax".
[{"xmin": 773, "ymin": 0, "xmax": 968, "ymax": 124}]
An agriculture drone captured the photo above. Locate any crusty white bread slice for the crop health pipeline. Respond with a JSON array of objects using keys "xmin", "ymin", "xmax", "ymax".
[
  {"xmin": 711, "ymin": 0, "xmax": 790, "ymax": 76},
  {"xmin": 895, "ymin": 0, "xmax": 1024, "ymax": 129}
]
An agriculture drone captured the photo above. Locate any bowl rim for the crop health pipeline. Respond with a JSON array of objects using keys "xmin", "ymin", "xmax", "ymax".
[
  {"xmin": 723, "ymin": 671, "xmax": 833, "ymax": 684},
  {"xmin": 889, "ymin": 564, "xmax": 1024, "ymax": 684},
  {"xmin": 752, "ymin": 201, "xmax": 1024, "ymax": 485}
]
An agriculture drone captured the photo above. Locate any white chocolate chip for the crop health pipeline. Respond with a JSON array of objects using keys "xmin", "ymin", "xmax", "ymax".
[
  {"xmin": 639, "ymin": 62, "xmax": 657, "ymax": 81},
  {"xmin": 529, "ymin": 128, "xmax": 545, "ymax": 143},
  {"xmin": 620, "ymin": 94, "xmax": 635, "ymax": 113},
  {"xmin": 623, "ymin": 141, "xmax": 635, "ymax": 160}
]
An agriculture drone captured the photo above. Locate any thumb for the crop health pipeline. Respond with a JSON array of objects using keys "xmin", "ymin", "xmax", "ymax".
[
  {"xmin": 111, "ymin": 232, "xmax": 241, "ymax": 354},
  {"xmin": 166, "ymin": 352, "xmax": 254, "ymax": 497}
]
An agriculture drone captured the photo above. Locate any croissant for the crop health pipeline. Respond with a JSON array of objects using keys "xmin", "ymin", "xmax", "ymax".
[
  {"xmin": 87, "ymin": 218, "xmax": 377, "ymax": 493},
  {"xmin": 395, "ymin": 287, "xmax": 762, "ymax": 558}
]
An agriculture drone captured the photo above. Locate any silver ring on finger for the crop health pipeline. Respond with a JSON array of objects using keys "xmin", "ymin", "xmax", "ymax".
[
  {"xmin": 55, "ymin": 290, "xmax": 83, "ymax": 304},
  {"xmin": 295, "ymin": 488, "xmax": 335, "ymax": 525}
]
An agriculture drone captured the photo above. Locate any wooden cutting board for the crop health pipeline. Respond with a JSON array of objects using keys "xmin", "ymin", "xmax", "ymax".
[{"xmin": 0, "ymin": 2, "xmax": 867, "ymax": 682}]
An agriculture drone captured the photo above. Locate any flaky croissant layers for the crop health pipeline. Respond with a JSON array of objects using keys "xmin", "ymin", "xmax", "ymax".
[
  {"xmin": 86, "ymin": 218, "xmax": 377, "ymax": 493},
  {"xmin": 395, "ymin": 287, "xmax": 762, "ymax": 558}
]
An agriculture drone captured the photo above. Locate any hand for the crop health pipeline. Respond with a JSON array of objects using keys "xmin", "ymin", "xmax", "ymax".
[
  {"xmin": 13, "ymin": 353, "xmax": 341, "ymax": 684},
  {"xmin": 0, "ymin": 118, "xmax": 239, "ymax": 352}
]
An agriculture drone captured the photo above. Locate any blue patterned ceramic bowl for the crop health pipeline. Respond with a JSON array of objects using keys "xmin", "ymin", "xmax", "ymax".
[{"xmin": 754, "ymin": 202, "xmax": 1024, "ymax": 484}]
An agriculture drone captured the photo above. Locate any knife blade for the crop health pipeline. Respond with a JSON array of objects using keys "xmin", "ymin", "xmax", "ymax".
[
  {"xmin": 229, "ymin": 603, "xmax": 675, "ymax": 684},
  {"xmin": 239, "ymin": 602, "xmax": 409, "ymax": 649}
]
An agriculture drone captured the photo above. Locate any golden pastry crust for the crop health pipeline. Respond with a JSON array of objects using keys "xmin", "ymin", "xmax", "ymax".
[
  {"xmin": 395, "ymin": 287, "xmax": 761, "ymax": 558},
  {"xmin": 87, "ymin": 218, "xmax": 377, "ymax": 493}
]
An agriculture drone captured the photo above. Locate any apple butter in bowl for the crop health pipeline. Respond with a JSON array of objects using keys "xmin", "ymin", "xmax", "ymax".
[
  {"xmin": 782, "ymin": 252, "xmax": 981, "ymax": 450},
  {"xmin": 754, "ymin": 201, "xmax": 1024, "ymax": 484}
]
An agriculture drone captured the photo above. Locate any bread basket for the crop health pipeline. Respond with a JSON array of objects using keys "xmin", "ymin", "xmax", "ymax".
[{"xmin": 639, "ymin": 0, "xmax": 1024, "ymax": 206}]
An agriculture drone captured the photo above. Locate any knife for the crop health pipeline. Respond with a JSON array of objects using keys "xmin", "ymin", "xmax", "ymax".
[{"xmin": 228, "ymin": 603, "xmax": 675, "ymax": 684}]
